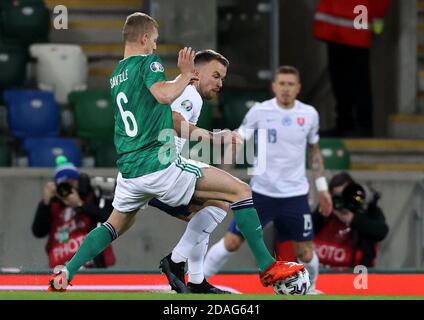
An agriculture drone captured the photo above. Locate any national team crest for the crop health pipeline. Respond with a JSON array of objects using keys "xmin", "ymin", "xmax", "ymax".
[
  {"xmin": 282, "ymin": 116, "xmax": 292, "ymax": 127},
  {"xmin": 181, "ymin": 99, "xmax": 193, "ymax": 111},
  {"xmin": 297, "ymin": 117, "xmax": 305, "ymax": 126}
]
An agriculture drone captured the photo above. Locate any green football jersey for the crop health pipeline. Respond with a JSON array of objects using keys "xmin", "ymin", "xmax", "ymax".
[{"xmin": 110, "ymin": 54, "xmax": 177, "ymax": 178}]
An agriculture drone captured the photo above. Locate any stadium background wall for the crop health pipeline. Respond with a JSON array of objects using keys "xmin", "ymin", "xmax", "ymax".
[{"xmin": 0, "ymin": 168, "xmax": 423, "ymax": 270}]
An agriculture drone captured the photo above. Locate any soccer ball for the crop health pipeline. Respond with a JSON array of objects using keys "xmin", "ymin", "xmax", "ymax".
[{"xmin": 273, "ymin": 268, "xmax": 311, "ymax": 295}]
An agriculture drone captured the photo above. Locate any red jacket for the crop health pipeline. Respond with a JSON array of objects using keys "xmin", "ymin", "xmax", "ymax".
[
  {"xmin": 275, "ymin": 217, "xmax": 375, "ymax": 268},
  {"xmin": 33, "ymin": 197, "xmax": 116, "ymax": 268},
  {"xmin": 312, "ymin": 215, "xmax": 365, "ymax": 267},
  {"xmin": 313, "ymin": 0, "xmax": 391, "ymax": 48}
]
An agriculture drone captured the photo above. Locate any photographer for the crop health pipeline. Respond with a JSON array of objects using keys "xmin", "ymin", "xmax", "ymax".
[
  {"xmin": 32, "ymin": 156, "xmax": 115, "ymax": 269},
  {"xmin": 312, "ymin": 172, "xmax": 389, "ymax": 268}
]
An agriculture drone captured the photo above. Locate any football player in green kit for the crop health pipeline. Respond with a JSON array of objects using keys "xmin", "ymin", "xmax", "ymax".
[{"xmin": 48, "ymin": 12, "xmax": 304, "ymax": 293}]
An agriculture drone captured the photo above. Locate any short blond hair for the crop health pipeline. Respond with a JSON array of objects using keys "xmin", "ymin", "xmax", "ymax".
[
  {"xmin": 123, "ymin": 12, "xmax": 159, "ymax": 43},
  {"xmin": 275, "ymin": 65, "xmax": 301, "ymax": 82}
]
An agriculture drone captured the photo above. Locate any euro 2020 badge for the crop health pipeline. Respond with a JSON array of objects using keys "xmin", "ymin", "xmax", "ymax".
[
  {"xmin": 181, "ymin": 99, "xmax": 193, "ymax": 112},
  {"xmin": 150, "ymin": 61, "xmax": 164, "ymax": 73}
]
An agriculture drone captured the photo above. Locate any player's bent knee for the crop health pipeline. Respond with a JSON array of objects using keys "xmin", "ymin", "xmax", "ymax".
[
  {"xmin": 201, "ymin": 200, "xmax": 230, "ymax": 213},
  {"xmin": 234, "ymin": 181, "xmax": 252, "ymax": 201},
  {"xmin": 216, "ymin": 201, "xmax": 230, "ymax": 213},
  {"xmin": 224, "ymin": 233, "xmax": 244, "ymax": 252}
]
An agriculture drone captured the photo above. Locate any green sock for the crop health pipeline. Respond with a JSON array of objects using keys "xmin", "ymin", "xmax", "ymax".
[
  {"xmin": 65, "ymin": 225, "xmax": 113, "ymax": 281},
  {"xmin": 232, "ymin": 207, "xmax": 275, "ymax": 271}
]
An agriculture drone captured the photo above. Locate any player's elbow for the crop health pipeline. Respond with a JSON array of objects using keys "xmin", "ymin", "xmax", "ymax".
[
  {"xmin": 153, "ymin": 93, "xmax": 171, "ymax": 104},
  {"xmin": 156, "ymin": 94, "xmax": 173, "ymax": 105}
]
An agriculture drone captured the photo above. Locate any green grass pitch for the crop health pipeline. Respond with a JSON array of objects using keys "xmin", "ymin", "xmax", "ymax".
[{"xmin": 0, "ymin": 292, "xmax": 423, "ymax": 300}]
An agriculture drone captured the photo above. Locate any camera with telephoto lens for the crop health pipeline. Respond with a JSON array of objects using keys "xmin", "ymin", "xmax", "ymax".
[
  {"xmin": 332, "ymin": 182, "xmax": 366, "ymax": 214},
  {"xmin": 56, "ymin": 182, "xmax": 73, "ymax": 198}
]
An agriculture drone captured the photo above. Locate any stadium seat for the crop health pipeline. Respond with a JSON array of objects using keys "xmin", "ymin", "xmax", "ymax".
[
  {"xmin": 0, "ymin": 0, "xmax": 50, "ymax": 44},
  {"xmin": 68, "ymin": 90, "xmax": 114, "ymax": 142},
  {"xmin": 3, "ymin": 90, "xmax": 60, "ymax": 139},
  {"xmin": 197, "ymin": 100, "xmax": 214, "ymax": 131},
  {"xmin": 90, "ymin": 141, "xmax": 119, "ymax": 167},
  {"xmin": 0, "ymin": 0, "xmax": 46, "ymax": 10},
  {"xmin": 23, "ymin": 137, "xmax": 81, "ymax": 167},
  {"xmin": 319, "ymin": 138, "xmax": 351, "ymax": 170},
  {"xmin": 0, "ymin": 43, "xmax": 27, "ymax": 89},
  {"xmin": 221, "ymin": 89, "xmax": 270, "ymax": 130},
  {"xmin": 30, "ymin": 44, "xmax": 88, "ymax": 104},
  {"xmin": 0, "ymin": 135, "xmax": 11, "ymax": 166}
]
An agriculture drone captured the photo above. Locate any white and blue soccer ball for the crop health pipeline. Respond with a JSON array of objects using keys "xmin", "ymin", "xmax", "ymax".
[{"xmin": 273, "ymin": 268, "xmax": 311, "ymax": 295}]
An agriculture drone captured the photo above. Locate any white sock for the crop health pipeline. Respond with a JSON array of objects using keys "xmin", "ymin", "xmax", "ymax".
[
  {"xmin": 187, "ymin": 236, "xmax": 209, "ymax": 284},
  {"xmin": 299, "ymin": 252, "xmax": 319, "ymax": 284},
  {"xmin": 171, "ymin": 206, "xmax": 226, "ymax": 263},
  {"xmin": 204, "ymin": 237, "xmax": 235, "ymax": 279}
]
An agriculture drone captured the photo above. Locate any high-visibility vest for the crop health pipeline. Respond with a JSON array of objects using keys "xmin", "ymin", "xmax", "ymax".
[{"xmin": 313, "ymin": 0, "xmax": 391, "ymax": 48}]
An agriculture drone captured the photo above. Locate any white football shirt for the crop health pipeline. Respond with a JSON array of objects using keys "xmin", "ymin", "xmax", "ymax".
[
  {"xmin": 170, "ymin": 85, "xmax": 203, "ymax": 154},
  {"xmin": 238, "ymin": 98, "xmax": 320, "ymax": 198}
]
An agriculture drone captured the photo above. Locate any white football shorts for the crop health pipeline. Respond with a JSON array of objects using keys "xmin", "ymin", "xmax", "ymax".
[{"xmin": 112, "ymin": 156, "xmax": 209, "ymax": 213}]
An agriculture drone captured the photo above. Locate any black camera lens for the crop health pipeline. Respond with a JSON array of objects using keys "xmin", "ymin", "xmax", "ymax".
[
  {"xmin": 57, "ymin": 182, "xmax": 72, "ymax": 198},
  {"xmin": 332, "ymin": 194, "xmax": 345, "ymax": 210},
  {"xmin": 343, "ymin": 183, "xmax": 365, "ymax": 206}
]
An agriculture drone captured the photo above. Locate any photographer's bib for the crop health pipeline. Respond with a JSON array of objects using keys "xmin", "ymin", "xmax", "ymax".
[
  {"xmin": 49, "ymin": 231, "xmax": 91, "ymax": 268},
  {"xmin": 313, "ymin": 217, "xmax": 362, "ymax": 267}
]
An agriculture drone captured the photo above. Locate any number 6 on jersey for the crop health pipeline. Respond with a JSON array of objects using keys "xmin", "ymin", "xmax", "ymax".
[{"xmin": 117, "ymin": 92, "xmax": 138, "ymax": 137}]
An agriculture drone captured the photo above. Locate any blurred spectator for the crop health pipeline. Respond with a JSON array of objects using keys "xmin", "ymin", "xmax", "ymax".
[
  {"xmin": 32, "ymin": 156, "xmax": 115, "ymax": 268},
  {"xmin": 312, "ymin": 172, "xmax": 389, "ymax": 268},
  {"xmin": 313, "ymin": 0, "xmax": 391, "ymax": 137}
]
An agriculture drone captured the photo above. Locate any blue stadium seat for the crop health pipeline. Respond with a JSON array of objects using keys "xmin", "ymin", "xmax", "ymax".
[
  {"xmin": 23, "ymin": 137, "xmax": 81, "ymax": 167},
  {"xmin": 3, "ymin": 90, "xmax": 60, "ymax": 139}
]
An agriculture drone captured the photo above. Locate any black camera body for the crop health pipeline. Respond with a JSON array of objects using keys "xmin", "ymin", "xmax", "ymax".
[
  {"xmin": 56, "ymin": 182, "xmax": 73, "ymax": 198},
  {"xmin": 332, "ymin": 182, "xmax": 366, "ymax": 213},
  {"xmin": 56, "ymin": 173, "xmax": 91, "ymax": 198}
]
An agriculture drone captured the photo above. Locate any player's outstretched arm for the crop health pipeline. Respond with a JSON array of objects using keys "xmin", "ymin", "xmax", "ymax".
[
  {"xmin": 172, "ymin": 111, "xmax": 210, "ymax": 141},
  {"xmin": 172, "ymin": 111, "xmax": 242, "ymax": 145},
  {"xmin": 150, "ymin": 47, "xmax": 199, "ymax": 104}
]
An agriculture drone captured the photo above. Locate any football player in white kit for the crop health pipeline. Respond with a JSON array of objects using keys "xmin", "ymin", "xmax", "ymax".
[
  {"xmin": 149, "ymin": 50, "xmax": 234, "ymax": 293},
  {"xmin": 204, "ymin": 66, "xmax": 333, "ymax": 292}
]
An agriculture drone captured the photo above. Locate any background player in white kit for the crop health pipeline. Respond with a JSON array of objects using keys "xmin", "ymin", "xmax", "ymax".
[{"xmin": 204, "ymin": 66, "xmax": 333, "ymax": 291}]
